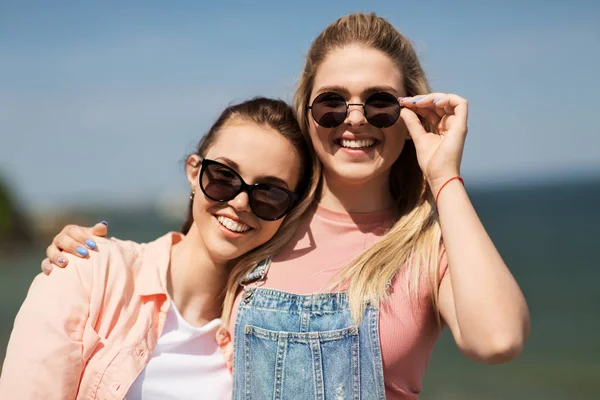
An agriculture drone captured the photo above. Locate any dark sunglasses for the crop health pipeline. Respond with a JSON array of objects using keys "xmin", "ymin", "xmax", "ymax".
[
  {"xmin": 198, "ymin": 157, "xmax": 298, "ymax": 221},
  {"xmin": 308, "ymin": 91, "xmax": 402, "ymax": 129}
]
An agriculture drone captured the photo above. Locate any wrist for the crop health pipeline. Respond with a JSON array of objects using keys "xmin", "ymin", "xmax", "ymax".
[
  {"xmin": 431, "ymin": 175, "xmax": 464, "ymax": 206},
  {"xmin": 428, "ymin": 171, "xmax": 461, "ymax": 196}
]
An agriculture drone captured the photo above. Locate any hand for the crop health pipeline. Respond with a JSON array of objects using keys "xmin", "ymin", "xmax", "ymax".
[
  {"xmin": 399, "ymin": 93, "xmax": 468, "ymax": 195},
  {"xmin": 41, "ymin": 221, "xmax": 109, "ymax": 275}
]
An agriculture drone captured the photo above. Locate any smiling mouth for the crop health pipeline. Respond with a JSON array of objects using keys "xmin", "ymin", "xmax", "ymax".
[
  {"xmin": 216, "ymin": 215, "xmax": 252, "ymax": 233},
  {"xmin": 336, "ymin": 138, "xmax": 377, "ymax": 150}
]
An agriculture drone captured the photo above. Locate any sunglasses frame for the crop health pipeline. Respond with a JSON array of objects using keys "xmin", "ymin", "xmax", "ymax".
[
  {"xmin": 308, "ymin": 91, "xmax": 402, "ymax": 129},
  {"xmin": 197, "ymin": 156, "xmax": 299, "ymax": 221}
]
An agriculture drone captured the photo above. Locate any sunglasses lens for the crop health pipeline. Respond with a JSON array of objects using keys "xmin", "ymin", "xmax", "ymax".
[
  {"xmin": 364, "ymin": 92, "xmax": 400, "ymax": 128},
  {"xmin": 249, "ymin": 186, "xmax": 293, "ymax": 220},
  {"xmin": 200, "ymin": 159, "xmax": 294, "ymax": 221},
  {"xmin": 201, "ymin": 163, "xmax": 242, "ymax": 201},
  {"xmin": 311, "ymin": 92, "xmax": 347, "ymax": 128}
]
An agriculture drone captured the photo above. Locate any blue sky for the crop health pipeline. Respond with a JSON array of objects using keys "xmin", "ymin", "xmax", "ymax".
[{"xmin": 1, "ymin": 0, "xmax": 599, "ymax": 210}]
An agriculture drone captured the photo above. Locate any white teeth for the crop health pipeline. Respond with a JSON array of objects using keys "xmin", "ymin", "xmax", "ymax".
[
  {"xmin": 217, "ymin": 216, "xmax": 251, "ymax": 233},
  {"xmin": 340, "ymin": 139, "xmax": 376, "ymax": 149}
]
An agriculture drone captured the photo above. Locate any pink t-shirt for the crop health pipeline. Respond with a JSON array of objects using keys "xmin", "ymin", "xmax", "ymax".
[{"xmin": 227, "ymin": 204, "xmax": 448, "ymax": 400}]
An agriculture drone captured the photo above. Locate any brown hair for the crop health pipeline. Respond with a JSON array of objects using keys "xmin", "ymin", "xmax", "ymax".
[
  {"xmin": 180, "ymin": 97, "xmax": 321, "ymax": 324},
  {"xmin": 292, "ymin": 13, "xmax": 443, "ymax": 321}
]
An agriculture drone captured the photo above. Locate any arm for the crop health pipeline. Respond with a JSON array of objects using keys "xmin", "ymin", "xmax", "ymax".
[
  {"xmin": 0, "ymin": 256, "xmax": 91, "ymax": 399},
  {"xmin": 435, "ymin": 181, "xmax": 530, "ymax": 364},
  {"xmin": 400, "ymin": 93, "xmax": 530, "ymax": 364}
]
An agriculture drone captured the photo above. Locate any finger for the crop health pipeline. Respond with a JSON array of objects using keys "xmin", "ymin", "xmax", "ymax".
[
  {"xmin": 431, "ymin": 95, "xmax": 469, "ymax": 137},
  {"xmin": 57, "ymin": 225, "xmax": 98, "ymax": 251},
  {"xmin": 91, "ymin": 221, "xmax": 109, "ymax": 237},
  {"xmin": 400, "ymin": 107, "xmax": 428, "ymax": 141},
  {"xmin": 431, "ymin": 94, "xmax": 469, "ymax": 120},
  {"xmin": 408, "ymin": 106, "xmax": 441, "ymax": 127},
  {"xmin": 46, "ymin": 243, "xmax": 70, "ymax": 268},
  {"xmin": 53, "ymin": 232, "xmax": 91, "ymax": 258},
  {"xmin": 41, "ymin": 258, "xmax": 53, "ymax": 275},
  {"xmin": 400, "ymin": 93, "xmax": 449, "ymax": 105},
  {"xmin": 401, "ymin": 93, "xmax": 447, "ymax": 121}
]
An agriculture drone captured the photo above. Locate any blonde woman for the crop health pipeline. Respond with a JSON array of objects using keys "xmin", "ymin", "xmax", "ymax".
[
  {"xmin": 0, "ymin": 98, "xmax": 317, "ymax": 399},
  {"xmin": 39, "ymin": 13, "xmax": 529, "ymax": 399}
]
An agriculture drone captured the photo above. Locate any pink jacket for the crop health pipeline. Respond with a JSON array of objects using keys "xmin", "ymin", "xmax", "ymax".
[{"xmin": 0, "ymin": 232, "xmax": 203, "ymax": 399}]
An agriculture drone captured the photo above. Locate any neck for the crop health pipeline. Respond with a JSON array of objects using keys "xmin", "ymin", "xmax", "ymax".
[
  {"xmin": 319, "ymin": 171, "xmax": 394, "ymax": 213},
  {"xmin": 168, "ymin": 228, "xmax": 228, "ymax": 327}
]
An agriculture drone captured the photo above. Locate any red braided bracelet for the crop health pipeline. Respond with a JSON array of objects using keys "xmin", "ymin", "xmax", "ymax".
[{"xmin": 435, "ymin": 176, "xmax": 464, "ymax": 206}]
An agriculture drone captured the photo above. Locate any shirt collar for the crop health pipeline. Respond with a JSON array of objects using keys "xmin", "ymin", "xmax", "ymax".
[{"xmin": 135, "ymin": 231, "xmax": 184, "ymax": 297}]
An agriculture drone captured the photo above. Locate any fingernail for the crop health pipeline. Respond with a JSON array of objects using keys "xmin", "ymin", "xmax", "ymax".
[
  {"xmin": 58, "ymin": 257, "xmax": 66, "ymax": 265},
  {"xmin": 100, "ymin": 220, "xmax": 108, "ymax": 226},
  {"xmin": 433, "ymin": 98, "xmax": 442, "ymax": 104},
  {"xmin": 43, "ymin": 265, "xmax": 52, "ymax": 274},
  {"xmin": 85, "ymin": 239, "xmax": 97, "ymax": 249},
  {"xmin": 76, "ymin": 247, "xmax": 89, "ymax": 256},
  {"xmin": 412, "ymin": 96, "xmax": 425, "ymax": 104}
]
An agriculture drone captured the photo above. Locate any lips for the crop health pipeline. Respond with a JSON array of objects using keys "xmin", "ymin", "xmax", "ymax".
[
  {"xmin": 338, "ymin": 138, "xmax": 376, "ymax": 149},
  {"xmin": 335, "ymin": 137, "xmax": 379, "ymax": 150},
  {"xmin": 215, "ymin": 215, "xmax": 252, "ymax": 233}
]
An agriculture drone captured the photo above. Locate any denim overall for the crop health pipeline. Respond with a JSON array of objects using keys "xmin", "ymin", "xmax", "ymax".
[{"xmin": 232, "ymin": 258, "xmax": 387, "ymax": 400}]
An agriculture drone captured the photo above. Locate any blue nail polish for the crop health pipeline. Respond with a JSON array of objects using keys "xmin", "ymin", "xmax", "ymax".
[
  {"xmin": 58, "ymin": 257, "xmax": 66, "ymax": 264},
  {"xmin": 412, "ymin": 96, "xmax": 424, "ymax": 104},
  {"xmin": 100, "ymin": 220, "xmax": 108, "ymax": 226},
  {"xmin": 433, "ymin": 98, "xmax": 443, "ymax": 104},
  {"xmin": 76, "ymin": 247, "xmax": 89, "ymax": 256},
  {"xmin": 85, "ymin": 239, "xmax": 97, "ymax": 249}
]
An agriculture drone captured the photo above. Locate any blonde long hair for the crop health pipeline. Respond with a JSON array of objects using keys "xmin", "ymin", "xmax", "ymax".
[{"xmin": 293, "ymin": 13, "xmax": 443, "ymax": 322}]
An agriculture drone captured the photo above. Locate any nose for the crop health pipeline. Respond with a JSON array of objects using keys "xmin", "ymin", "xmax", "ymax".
[
  {"xmin": 228, "ymin": 190, "xmax": 252, "ymax": 213},
  {"xmin": 344, "ymin": 104, "xmax": 367, "ymax": 127}
]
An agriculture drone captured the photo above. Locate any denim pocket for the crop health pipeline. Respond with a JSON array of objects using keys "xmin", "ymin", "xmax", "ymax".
[{"xmin": 242, "ymin": 325, "xmax": 360, "ymax": 400}]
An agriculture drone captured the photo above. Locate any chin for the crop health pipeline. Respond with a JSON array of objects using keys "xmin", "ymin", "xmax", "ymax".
[
  {"xmin": 201, "ymin": 233, "xmax": 248, "ymax": 262},
  {"xmin": 209, "ymin": 245, "xmax": 246, "ymax": 265}
]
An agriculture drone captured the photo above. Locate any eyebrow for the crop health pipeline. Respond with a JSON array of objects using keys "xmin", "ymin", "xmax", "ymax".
[
  {"xmin": 314, "ymin": 85, "xmax": 401, "ymax": 98},
  {"xmin": 213, "ymin": 157, "xmax": 291, "ymax": 188}
]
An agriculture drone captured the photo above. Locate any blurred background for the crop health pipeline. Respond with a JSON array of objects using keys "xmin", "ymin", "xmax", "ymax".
[{"xmin": 1, "ymin": 1, "xmax": 599, "ymax": 398}]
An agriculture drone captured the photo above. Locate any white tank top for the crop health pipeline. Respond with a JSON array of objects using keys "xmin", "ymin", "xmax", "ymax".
[{"xmin": 125, "ymin": 300, "xmax": 231, "ymax": 399}]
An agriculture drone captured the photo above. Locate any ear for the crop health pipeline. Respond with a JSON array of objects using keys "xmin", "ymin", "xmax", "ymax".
[{"xmin": 186, "ymin": 154, "xmax": 202, "ymax": 189}]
